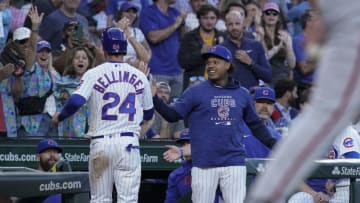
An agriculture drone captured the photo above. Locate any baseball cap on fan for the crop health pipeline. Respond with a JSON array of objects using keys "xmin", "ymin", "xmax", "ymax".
[
  {"xmin": 13, "ymin": 27, "xmax": 31, "ymax": 41},
  {"xmin": 36, "ymin": 139, "xmax": 62, "ymax": 154},
  {"xmin": 201, "ymin": 45, "xmax": 232, "ymax": 62},
  {"xmin": 254, "ymin": 86, "xmax": 276, "ymax": 103},
  {"xmin": 263, "ymin": 1, "xmax": 280, "ymax": 12},
  {"xmin": 36, "ymin": 40, "xmax": 52, "ymax": 52}
]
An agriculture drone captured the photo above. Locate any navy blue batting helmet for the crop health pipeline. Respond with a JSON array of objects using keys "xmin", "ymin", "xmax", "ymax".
[{"xmin": 101, "ymin": 27, "xmax": 127, "ymax": 54}]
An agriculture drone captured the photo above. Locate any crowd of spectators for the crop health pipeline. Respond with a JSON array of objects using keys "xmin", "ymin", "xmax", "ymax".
[{"xmin": 0, "ymin": 0, "xmax": 323, "ymax": 139}]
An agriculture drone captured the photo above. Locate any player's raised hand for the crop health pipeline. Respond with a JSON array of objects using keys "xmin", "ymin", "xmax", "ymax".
[
  {"xmin": 52, "ymin": 112, "xmax": 60, "ymax": 126},
  {"xmin": 163, "ymin": 145, "xmax": 181, "ymax": 162}
]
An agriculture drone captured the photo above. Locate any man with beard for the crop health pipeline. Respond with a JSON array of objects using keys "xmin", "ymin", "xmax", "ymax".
[
  {"xmin": 16, "ymin": 139, "xmax": 63, "ymax": 203},
  {"xmin": 271, "ymin": 79, "xmax": 299, "ymax": 133},
  {"xmin": 243, "ymin": 86, "xmax": 281, "ymax": 158},
  {"xmin": 36, "ymin": 139, "xmax": 62, "ymax": 172},
  {"xmin": 178, "ymin": 4, "xmax": 227, "ymax": 90},
  {"xmin": 35, "ymin": 139, "xmax": 62, "ymax": 203},
  {"xmin": 221, "ymin": 10, "xmax": 272, "ymax": 89}
]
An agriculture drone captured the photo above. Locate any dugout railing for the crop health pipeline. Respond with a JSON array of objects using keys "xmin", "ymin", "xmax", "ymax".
[{"xmin": 1, "ymin": 138, "xmax": 360, "ymax": 202}]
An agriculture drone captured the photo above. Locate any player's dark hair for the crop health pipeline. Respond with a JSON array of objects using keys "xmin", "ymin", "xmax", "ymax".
[
  {"xmin": 196, "ymin": 4, "xmax": 220, "ymax": 20},
  {"xmin": 274, "ymin": 79, "xmax": 297, "ymax": 98}
]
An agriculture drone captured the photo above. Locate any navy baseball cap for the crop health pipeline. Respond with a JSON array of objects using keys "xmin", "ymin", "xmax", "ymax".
[
  {"xmin": 254, "ymin": 87, "xmax": 276, "ymax": 102},
  {"xmin": 201, "ymin": 45, "xmax": 232, "ymax": 62},
  {"xmin": 36, "ymin": 40, "xmax": 52, "ymax": 52},
  {"xmin": 36, "ymin": 139, "xmax": 62, "ymax": 154},
  {"xmin": 120, "ymin": 2, "xmax": 138, "ymax": 12},
  {"xmin": 176, "ymin": 129, "xmax": 190, "ymax": 144}
]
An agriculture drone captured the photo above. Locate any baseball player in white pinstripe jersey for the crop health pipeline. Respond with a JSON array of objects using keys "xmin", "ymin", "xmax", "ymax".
[{"xmin": 52, "ymin": 27, "xmax": 154, "ymax": 203}]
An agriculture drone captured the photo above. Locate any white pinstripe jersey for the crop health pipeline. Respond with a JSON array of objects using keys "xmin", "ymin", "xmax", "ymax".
[
  {"xmin": 73, "ymin": 62, "xmax": 153, "ymax": 137},
  {"xmin": 329, "ymin": 125, "xmax": 360, "ymax": 159}
]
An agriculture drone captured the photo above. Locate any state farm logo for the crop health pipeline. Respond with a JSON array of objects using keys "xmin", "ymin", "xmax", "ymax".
[
  {"xmin": 256, "ymin": 163, "xmax": 266, "ymax": 173},
  {"xmin": 331, "ymin": 166, "xmax": 360, "ymax": 176}
]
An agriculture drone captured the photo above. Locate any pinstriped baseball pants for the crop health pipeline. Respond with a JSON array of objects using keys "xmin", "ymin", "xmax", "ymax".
[
  {"xmin": 89, "ymin": 135, "xmax": 141, "ymax": 203},
  {"xmin": 191, "ymin": 166, "xmax": 246, "ymax": 203}
]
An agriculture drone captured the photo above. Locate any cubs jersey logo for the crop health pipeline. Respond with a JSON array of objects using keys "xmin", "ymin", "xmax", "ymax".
[
  {"xmin": 343, "ymin": 137, "xmax": 354, "ymax": 148},
  {"xmin": 217, "ymin": 105, "xmax": 230, "ymax": 119}
]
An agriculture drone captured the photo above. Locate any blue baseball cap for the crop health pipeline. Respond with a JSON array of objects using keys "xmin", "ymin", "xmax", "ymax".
[
  {"xmin": 176, "ymin": 129, "xmax": 190, "ymax": 143},
  {"xmin": 36, "ymin": 139, "xmax": 62, "ymax": 154},
  {"xmin": 201, "ymin": 45, "xmax": 232, "ymax": 62},
  {"xmin": 120, "ymin": 2, "xmax": 138, "ymax": 12},
  {"xmin": 254, "ymin": 87, "xmax": 276, "ymax": 102},
  {"xmin": 36, "ymin": 40, "xmax": 52, "ymax": 52}
]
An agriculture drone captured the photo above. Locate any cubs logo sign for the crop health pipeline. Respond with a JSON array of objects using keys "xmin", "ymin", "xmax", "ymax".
[{"xmin": 217, "ymin": 105, "xmax": 230, "ymax": 119}]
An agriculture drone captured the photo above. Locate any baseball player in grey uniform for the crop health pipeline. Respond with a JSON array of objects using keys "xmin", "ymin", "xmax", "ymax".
[
  {"xmin": 52, "ymin": 27, "xmax": 154, "ymax": 203},
  {"xmin": 246, "ymin": 0, "xmax": 360, "ymax": 202}
]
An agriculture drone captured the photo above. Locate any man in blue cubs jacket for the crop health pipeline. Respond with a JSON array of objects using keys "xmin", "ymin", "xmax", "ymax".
[{"xmin": 154, "ymin": 45, "xmax": 276, "ymax": 203}]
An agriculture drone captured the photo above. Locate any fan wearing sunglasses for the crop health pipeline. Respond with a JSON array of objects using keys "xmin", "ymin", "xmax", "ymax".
[
  {"xmin": 0, "ymin": 6, "xmax": 43, "ymax": 138},
  {"xmin": 259, "ymin": 2, "xmax": 296, "ymax": 84}
]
